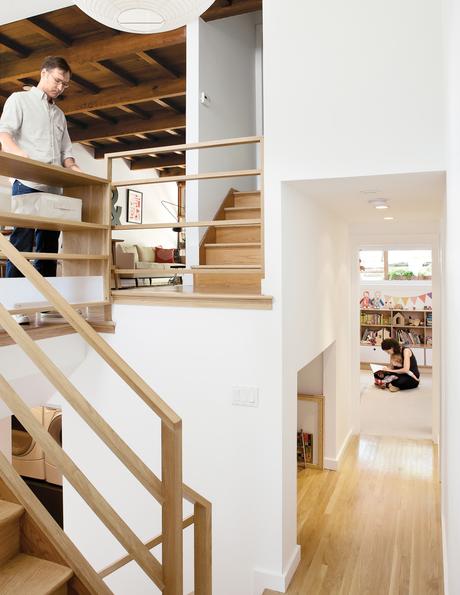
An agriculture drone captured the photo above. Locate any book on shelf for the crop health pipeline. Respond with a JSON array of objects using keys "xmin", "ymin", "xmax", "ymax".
[
  {"xmin": 297, "ymin": 430, "xmax": 313, "ymax": 466},
  {"xmin": 361, "ymin": 327, "xmax": 391, "ymax": 344},
  {"xmin": 395, "ymin": 328, "xmax": 423, "ymax": 346}
]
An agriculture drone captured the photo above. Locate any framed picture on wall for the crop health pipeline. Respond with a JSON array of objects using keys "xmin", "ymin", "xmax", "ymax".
[{"xmin": 127, "ymin": 189, "xmax": 143, "ymax": 224}]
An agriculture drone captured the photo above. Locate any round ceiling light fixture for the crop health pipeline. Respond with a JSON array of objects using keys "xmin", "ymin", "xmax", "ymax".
[{"xmin": 75, "ymin": 0, "xmax": 215, "ymax": 34}]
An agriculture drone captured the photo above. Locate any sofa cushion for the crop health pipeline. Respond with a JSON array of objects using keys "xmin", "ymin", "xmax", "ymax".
[
  {"xmin": 136, "ymin": 245, "xmax": 155, "ymax": 262},
  {"xmin": 155, "ymin": 247, "xmax": 175, "ymax": 263},
  {"xmin": 118, "ymin": 243, "xmax": 138, "ymax": 263},
  {"xmin": 136, "ymin": 262, "xmax": 170, "ymax": 270}
]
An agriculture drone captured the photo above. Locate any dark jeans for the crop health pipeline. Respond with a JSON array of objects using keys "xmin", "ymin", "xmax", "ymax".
[
  {"xmin": 390, "ymin": 374, "xmax": 420, "ymax": 391},
  {"xmin": 6, "ymin": 180, "xmax": 59, "ymax": 278}
]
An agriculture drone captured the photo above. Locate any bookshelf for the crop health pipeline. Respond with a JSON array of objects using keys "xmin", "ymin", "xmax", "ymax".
[
  {"xmin": 360, "ymin": 308, "xmax": 432, "ymax": 367},
  {"xmin": 297, "ymin": 394, "xmax": 324, "ymax": 470}
]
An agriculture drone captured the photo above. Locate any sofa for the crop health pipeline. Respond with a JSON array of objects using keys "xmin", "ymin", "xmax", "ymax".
[{"xmin": 113, "ymin": 242, "xmax": 185, "ymax": 288}]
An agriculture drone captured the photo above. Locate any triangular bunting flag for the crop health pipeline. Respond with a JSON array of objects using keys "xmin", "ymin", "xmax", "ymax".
[
  {"xmin": 411, "ymin": 296, "xmax": 417, "ymax": 305},
  {"xmin": 428, "ymin": 292, "xmax": 432, "ymax": 299},
  {"xmin": 402, "ymin": 297, "xmax": 409, "ymax": 306},
  {"xmin": 420, "ymin": 293, "xmax": 427, "ymax": 303}
]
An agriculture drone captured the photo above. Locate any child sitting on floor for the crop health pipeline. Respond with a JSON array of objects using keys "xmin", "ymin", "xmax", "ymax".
[{"xmin": 374, "ymin": 352, "xmax": 421, "ymax": 389}]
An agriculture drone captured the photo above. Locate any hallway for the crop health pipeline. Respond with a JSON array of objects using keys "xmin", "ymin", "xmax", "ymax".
[{"xmin": 269, "ymin": 435, "xmax": 443, "ymax": 594}]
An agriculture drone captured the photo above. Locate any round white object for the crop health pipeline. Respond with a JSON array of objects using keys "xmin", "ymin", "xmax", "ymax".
[{"xmin": 75, "ymin": 0, "xmax": 215, "ymax": 34}]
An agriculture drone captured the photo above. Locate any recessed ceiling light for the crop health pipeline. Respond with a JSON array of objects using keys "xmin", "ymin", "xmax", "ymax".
[
  {"xmin": 384, "ymin": 216, "xmax": 394, "ymax": 220},
  {"xmin": 368, "ymin": 198, "xmax": 389, "ymax": 209},
  {"xmin": 360, "ymin": 189, "xmax": 380, "ymax": 194}
]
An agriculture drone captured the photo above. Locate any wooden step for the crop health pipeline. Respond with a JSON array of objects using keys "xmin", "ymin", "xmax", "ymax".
[
  {"xmin": 0, "ymin": 501, "xmax": 23, "ymax": 567},
  {"xmin": 224, "ymin": 206, "xmax": 261, "ymax": 220},
  {"xmin": 193, "ymin": 273, "xmax": 261, "ymax": 294},
  {"xmin": 192, "ymin": 265, "xmax": 262, "ymax": 273},
  {"xmin": 204, "ymin": 243, "xmax": 261, "ymax": 265},
  {"xmin": 0, "ymin": 553, "xmax": 72, "ymax": 595},
  {"xmin": 233, "ymin": 191, "xmax": 261, "ymax": 208},
  {"xmin": 216, "ymin": 224, "xmax": 261, "ymax": 243}
]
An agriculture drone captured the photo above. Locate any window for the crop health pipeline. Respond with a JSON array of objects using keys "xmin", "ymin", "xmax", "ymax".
[{"xmin": 360, "ymin": 249, "xmax": 432, "ymax": 281}]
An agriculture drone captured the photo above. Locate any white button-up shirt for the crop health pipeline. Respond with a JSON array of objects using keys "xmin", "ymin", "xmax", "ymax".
[{"xmin": 0, "ymin": 86, "xmax": 74, "ymax": 192}]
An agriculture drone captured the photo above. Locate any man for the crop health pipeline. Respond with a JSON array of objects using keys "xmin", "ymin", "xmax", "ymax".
[{"xmin": 0, "ymin": 56, "xmax": 82, "ymax": 324}]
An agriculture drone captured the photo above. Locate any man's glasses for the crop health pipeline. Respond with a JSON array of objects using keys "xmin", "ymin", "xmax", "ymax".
[{"xmin": 49, "ymin": 72, "xmax": 70, "ymax": 89}]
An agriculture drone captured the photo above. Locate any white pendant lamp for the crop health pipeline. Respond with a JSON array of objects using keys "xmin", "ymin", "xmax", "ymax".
[{"xmin": 75, "ymin": 0, "xmax": 215, "ymax": 34}]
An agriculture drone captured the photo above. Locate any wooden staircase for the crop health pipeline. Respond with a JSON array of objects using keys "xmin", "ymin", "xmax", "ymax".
[
  {"xmin": 0, "ymin": 500, "xmax": 72, "ymax": 595},
  {"xmin": 193, "ymin": 190, "xmax": 263, "ymax": 294}
]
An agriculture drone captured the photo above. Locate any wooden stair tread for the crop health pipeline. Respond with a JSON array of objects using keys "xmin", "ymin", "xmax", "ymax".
[
  {"xmin": 0, "ymin": 553, "xmax": 73, "ymax": 595},
  {"xmin": 204, "ymin": 242, "xmax": 261, "ymax": 248},
  {"xmin": 224, "ymin": 206, "xmax": 260, "ymax": 212},
  {"xmin": 233, "ymin": 191, "xmax": 260, "ymax": 196},
  {"xmin": 192, "ymin": 265, "xmax": 262, "ymax": 269},
  {"xmin": 0, "ymin": 501, "xmax": 23, "ymax": 525}
]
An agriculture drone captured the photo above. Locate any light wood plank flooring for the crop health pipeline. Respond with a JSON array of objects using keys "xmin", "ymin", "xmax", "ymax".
[{"xmin": 267, "ymin": 435, "xmax": 443, "ymax": 595}]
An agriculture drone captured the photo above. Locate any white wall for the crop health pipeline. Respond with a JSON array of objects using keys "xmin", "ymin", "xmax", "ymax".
[
  {"xmin": 61, "ymin": 304, "xmax": 283, "ymax": 595},
  {"xmin": 442, "ymin": 0, "xmax": 460, "ymax": 591},
  {"xmin": 282, "ymin": 183, "xmax": 352, "ymax": 572},
  {"xmin": 186, "ymin": 13, "xmax": 260, "ymax": 259}
]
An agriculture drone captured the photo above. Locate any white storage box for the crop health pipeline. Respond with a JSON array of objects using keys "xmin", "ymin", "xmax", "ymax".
[{"xmin": 12, "ymin": 192, "xmax": 82, "ymax": 222}]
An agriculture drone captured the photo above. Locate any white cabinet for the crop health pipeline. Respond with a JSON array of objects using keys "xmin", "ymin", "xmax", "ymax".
[
  {"xmin": 425, "ymin": 348, "xmax": 432, "ymax": 366},
  {"xmin": 360, "ymin": 345, "xmax": 389, "ymax": 364}
]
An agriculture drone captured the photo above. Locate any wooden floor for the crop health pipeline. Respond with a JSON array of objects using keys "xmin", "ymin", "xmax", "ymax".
[{"xmin": 267, "ymin": 435, "xmax": 443, "ymax": 595}]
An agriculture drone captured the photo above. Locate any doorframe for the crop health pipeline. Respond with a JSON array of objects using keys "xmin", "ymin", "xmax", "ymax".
[{"xmin": 350, "ymin": 234, "xmax": 441, "ymax": 444}]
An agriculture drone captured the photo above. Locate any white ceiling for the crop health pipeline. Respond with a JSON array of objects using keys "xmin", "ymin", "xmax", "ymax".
[
  {"xmin": 0, "ymin": 1, "xmax": 73, "ymax": 25},
  {"xmin": 289, "ymin": 171, "xmax": 445, "ymax": 225}
]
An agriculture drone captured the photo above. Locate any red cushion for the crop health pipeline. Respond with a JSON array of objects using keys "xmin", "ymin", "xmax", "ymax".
[{"xmin": 155, "ymin": 247, "xmax": 175, "ymax": 263}]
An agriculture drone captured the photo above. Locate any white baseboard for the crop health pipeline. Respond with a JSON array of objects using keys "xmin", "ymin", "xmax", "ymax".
[
  {"xmin": 253, "ymin": 545, "xmax": 300, "ymax": 594},
  {"xmin": 442, "ymin": 513, "xmax": 449, "ymax": 595},
  {"xmin": 324, "ymin": 429, "xmax": 354, "ymax": 471}
]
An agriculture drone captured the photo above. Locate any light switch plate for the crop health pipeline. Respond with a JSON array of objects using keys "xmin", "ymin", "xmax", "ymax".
[{"xmin": 232, "ymin": 386, "xmax": 259, "ymax": 407}]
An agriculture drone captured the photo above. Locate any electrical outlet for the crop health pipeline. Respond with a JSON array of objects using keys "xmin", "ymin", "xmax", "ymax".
[{"xmin": 232, "ymin": 387, "xmax": 259, "ymax": 407}]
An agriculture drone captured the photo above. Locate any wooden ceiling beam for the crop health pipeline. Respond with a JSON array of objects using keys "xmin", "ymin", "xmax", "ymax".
[
  {"xmin": 70, "ymin": 74, "xmax": 101, "ymax": 94},
  {"xmin": 136, "ymin": 51, "xmax": 178, "ymax": 79},
  {"xmin": 26, "ymin": 16, "xmax": 72, "ymax": 47},
  {"xmin": 83, "ymin": 111, "xmax": 118, "ymax": 125},
  {"xmin": 92, "ymin": 60, "xmax": 138, "ymax": 87},
  {"xmin": 70, "ymin": 113, "xmax": 185, "ymax": 142},
  {"xmin": 93, "ymin": 135, "xmax": 186, "ymax": 159},
  {"xmin": 202, "ymin": 0, "xmax": 262, "ymax": 21},
  {"xmin": 57, "ymin": 77, "xmax": 185, "ymax": 115},
  {"xmin": 0, "ymin": 27, "xmax": 185, "ymax": 84},
  {"xmin": 118, "ymin": 105, "xmax": 150, "ymax": 120},
  {"xmin": 0, "ymin": 33, "xmax": 30, "ymax": 58},
  {"xmin": 130, "ymin": 155, "xmax": 186, "ymax": 170}
]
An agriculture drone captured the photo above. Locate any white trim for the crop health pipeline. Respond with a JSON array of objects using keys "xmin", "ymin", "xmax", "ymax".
[
  {"xmin": 442, "ymin": 512, "xmax": 449, "ymax": 595},
  {"xmin": 253, "ymin": 545, "xmax": 300, "ymax": 594},
  {"xmin": 324, "ymin": 429, "xmax": 354, "ymax": 471}
]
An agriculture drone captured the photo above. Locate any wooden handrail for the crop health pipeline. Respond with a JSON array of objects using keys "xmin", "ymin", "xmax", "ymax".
[
  {"xmin": 0, "ymin": 451, "xmax": 113, "ymax": 595},
  {"xmin": 0, "ymin": 375, "xmax": 164, "ymax": 590},
  {"xmin": 0, "ymin": 304, "xmax": 164, "ymax": 505},
  {"xmin": 0, "ymin": 232, "xmax": 180, "ymax": 430},
  {"xmin": 99, "ymin": 515, "xmax": 195, "ymax": 579},
  {"xmin": 106, "ymin": 135, "xmax": 262, "ymax": 159},
  {"xmin": 112, "ymin": 218, "xmax": 261, "ymax": 230},
  {"xmin": 113, "ymin": 168, "xmax": 261, "ymax": 187}
]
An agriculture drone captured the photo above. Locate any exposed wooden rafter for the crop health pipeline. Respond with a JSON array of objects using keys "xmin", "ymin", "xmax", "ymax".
[
  {"xmin": 118, "ymin": 105, "xmax": 150, "ymax": 120},
  {"xmin": 136, "ymin": 51, "xmax": 178, "ymax": 79},
  {"xmin": 71, "ymin": 74, "xmax": 101, "ymax": 95},
  {"xmin": 57, "ymin": 78, "xmax": 185, "ymax": 115},
  {"xmin": 93, "ymin": 135, "xmax": 186, "ymax": 159},
  {"xmin": 130, "ymin": 154, "xmax": 186, "ymax": 170},
  {"xmin": 0, "ymin": 33, "xmax": 30, "ymax": 58},
  {"xmin": 203, "ymin": 0, "xmax": 261, "ymax": 21},
  {"xmin": 0, "ymin": 27, "xmax": 186, "ymax": 84},
  {"xmin": 92, "ymin": 60, "xmax": 139, "ymax": 87},
  {"xmin": 69, "ymin": 113, "xmax": 185, "ymax": 142},
  {"xmin": 26, "ymin": 16, "xmax": 72, "ymax": 47}
]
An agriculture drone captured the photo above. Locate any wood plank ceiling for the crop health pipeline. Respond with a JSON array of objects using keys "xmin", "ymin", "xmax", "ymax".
[{"xmin": 0, "ymin": 0, "xmax": 261, "ymax": 175}]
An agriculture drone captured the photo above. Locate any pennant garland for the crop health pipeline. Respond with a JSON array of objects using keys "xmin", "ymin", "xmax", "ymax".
[{"xmin": 363, "ymin": 291, "xmax": 432, "ymax": 308}]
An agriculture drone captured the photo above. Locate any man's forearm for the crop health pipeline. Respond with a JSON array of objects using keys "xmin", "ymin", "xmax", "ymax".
[{"xmin": 0, "ymin": 132, "xmax": 28, "ymax": 158}]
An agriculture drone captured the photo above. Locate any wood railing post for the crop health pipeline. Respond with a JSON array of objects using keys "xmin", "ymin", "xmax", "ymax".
[
  {"xmin": 162, "ymin": 420, "xmax": 183, "ymax": 594},
  {"xmin": 194, "ymin": 501, "xmax": 212, "ymax": 595}
]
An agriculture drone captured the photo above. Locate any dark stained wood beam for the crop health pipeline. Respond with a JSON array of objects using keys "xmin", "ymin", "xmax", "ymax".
[
  {"xmin": 26, "ymin": 16, "xmax": 72, "ymax": 47},
  {"xmin": 70, "ymin": 113, "xmax": 185, "ymax": 142},
  {"xmin": 118, "ymin": 105, "xmax": 150, "ymax": 120},
  {"xmin": 57, "ymin": 78, "xmax": 185, "ymax": 115},
  {"xmin": 66, "ymin": 115, "xmax": 88, "ymax": 129},
  {"xmin": 92, "ymin": 60, "xmax": 138, "ymax": 87},
  {"xmin": 71, "ymin": 74, "xmax": 101, "ymax": 94},
  {"xmin": 83, "ymin": 110, "xmax": 118, "ymax": 125},
  {"xmin": 93, "ymin": 134, "xmax": 186, "ymax": 158},
  {"xmin": 0, "ymin": 28, "xmax": 186, "ymax": 85},
  {"xmin": 203, "ymin": 0, "xmax": 262, "ymax": 21},
  {"xmin": 136, "ymin": 51, "xmax": 178, "ymax": 78},
  {"xmin": 130, "ymin": 155, "xmax": 186, "ymax": 170},
  {"xmin": 0, "ymin": 33, "xmax": 31, "ymax": 58},
  {"xmin": 159, "ymin": 167, "xmax": 185, "ymax": 178}
]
